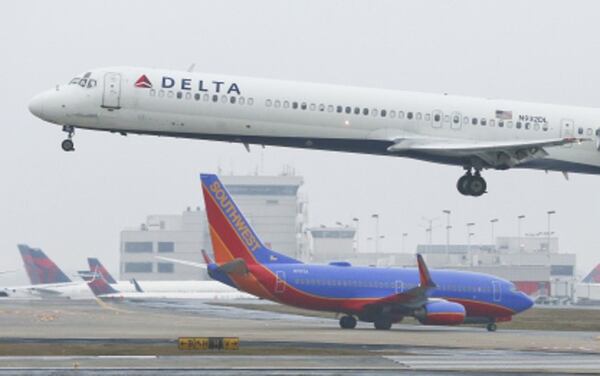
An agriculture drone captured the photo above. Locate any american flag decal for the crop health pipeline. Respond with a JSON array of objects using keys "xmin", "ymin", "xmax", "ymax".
[{"xmin": 495, "ymin": 110, "xmax": 513, "ymax": 120}]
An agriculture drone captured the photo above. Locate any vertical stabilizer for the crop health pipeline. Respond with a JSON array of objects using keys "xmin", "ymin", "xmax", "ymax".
[
  {"xmin": 87, "ymin": 258, "xmax": 117, "ymax": 284},
  {"xmin": 18, "ymin": 244, "xmax": 71, "ymax": 284}
]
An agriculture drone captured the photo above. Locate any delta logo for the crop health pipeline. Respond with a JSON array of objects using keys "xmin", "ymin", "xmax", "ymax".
[{"xmin": 134, "ymin": 75, "xmax": 153, "ymax": 89}]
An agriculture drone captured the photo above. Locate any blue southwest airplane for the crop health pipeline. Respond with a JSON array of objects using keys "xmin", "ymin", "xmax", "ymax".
[{"xmin": 197, "ymin": 173, "xmax": 533, "ymax": 332}]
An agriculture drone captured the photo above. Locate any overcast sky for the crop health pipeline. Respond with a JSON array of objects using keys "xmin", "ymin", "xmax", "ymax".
[{"xmin": 2, "ymin": 0, "xmax": 600, "ymax": 285}]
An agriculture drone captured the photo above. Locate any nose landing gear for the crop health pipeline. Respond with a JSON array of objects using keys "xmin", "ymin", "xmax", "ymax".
[
  {"xmin": 61, "ymin": 126, "xmax": 75, "ymax": 152},
  {"xmin": 457, "ymin": 169, "xmax": 487, "ymax": 197}
]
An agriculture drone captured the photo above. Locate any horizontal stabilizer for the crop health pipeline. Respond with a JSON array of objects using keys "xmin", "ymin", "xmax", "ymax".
[
  {"xmin": 156, "ymin": 256, "xmax": 207, "ymax": 269},
  {"xmin": 218, "ymin": 258, "xmax": 248, "ymax": 275}
]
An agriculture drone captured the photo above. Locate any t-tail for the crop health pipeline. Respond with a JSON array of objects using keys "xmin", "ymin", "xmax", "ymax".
[
  {"xmin": 200, "ymin": 173, "xmax": 302, "ymax": 267},
  {"xmin": 18, "ymin": 244, "xmax": 71, "ymax": 284},
  {"xmin": 87, "ymin": 258, "xmax": 117, "ymax": 284}
]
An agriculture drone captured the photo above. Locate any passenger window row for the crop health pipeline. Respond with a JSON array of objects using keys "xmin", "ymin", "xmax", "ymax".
[
  {"xmin": 263, "ymin": 98, "xmax": 552, "ymax": 132},
  {"xmin": 149, "ymin": 89, "xmax": 255, "ymax": 106}
]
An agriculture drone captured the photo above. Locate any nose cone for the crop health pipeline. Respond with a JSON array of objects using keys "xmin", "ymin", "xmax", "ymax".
[
  {"xmin": 28, "ymin": 93, "xmax": 45, "ymax": 119},
  {"xmin": 515, "ymin": 292, "xmax": 534, "ymax": 313}
]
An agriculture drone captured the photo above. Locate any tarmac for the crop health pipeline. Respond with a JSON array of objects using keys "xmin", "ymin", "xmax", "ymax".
[{"xmin": 0, "ymin": 299, "xmax": 599, "ymax": 374}]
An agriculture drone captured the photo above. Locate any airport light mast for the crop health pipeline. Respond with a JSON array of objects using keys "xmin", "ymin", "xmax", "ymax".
[
  {"xmin": 442, "ymin": 210, "xmax": 451, "ymax": 263},
  {"xmin": 490, "ymin": 218, "xmax": 499, "ymax": 246},
  {"xmin": 517, "ymin": 215, "xmax": 526, "ymax": 251},
  {"xmin": 466, "ymin": 222, "xmax": 475, "ymax": 266},
  {"xmin": 546, "ymin": 210, "xmax": 556, "ymax": 253}
]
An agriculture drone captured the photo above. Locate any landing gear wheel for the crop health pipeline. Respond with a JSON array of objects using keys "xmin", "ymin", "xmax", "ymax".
[
  {"xmin": 467, "ymin": 175, "xmax": 487, "ymax": 197},
  {"xmin": 457, "ymin": 174, "xmax": 471, "ymax": 195},
  {"xmin": 374, "ymin": 317, "xmax": 392, "ymax": 330},
  {"xmin": 486, "ymin": 323, "xmax": 497, "ymax": 332},
  {"xmin": 61, "ymin": 139, "xmax": 75, "ymax": 152},
  {"xmin": 339, "ymin": 315, "xmax": 357, "ymax": 329}
]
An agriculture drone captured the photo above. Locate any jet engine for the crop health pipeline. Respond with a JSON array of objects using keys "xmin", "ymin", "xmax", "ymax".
[{"xmin": 414, "ymin": 300, "xmax": 466, "ymax": 325}]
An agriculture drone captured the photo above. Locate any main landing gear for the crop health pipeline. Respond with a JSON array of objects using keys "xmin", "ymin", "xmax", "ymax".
[
  {"xmin": 373, "ymin": 317, "xmax": 392, "ymax": 330},
  {"xmin": 339, "ymin": 315, "xmax": 357, "ymax": 329},
  {"xmin": 486, "ymin": 323, "xmax": 497, "ymax": 332},
  {"xmin": 61, "ymin": 125, "xmax": 75, "ymax": 152},
  {"xmin": 457, "ymin": 169, "xmax": 487, "ymax": 197}
]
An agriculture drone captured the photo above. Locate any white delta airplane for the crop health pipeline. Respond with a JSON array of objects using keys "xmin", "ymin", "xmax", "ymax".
[{"xmin": 28, "ymin": 67, "xmax": 600, "ymax": 196}]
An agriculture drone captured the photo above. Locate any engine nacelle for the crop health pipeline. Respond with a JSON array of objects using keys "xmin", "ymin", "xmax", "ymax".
[{"xmin": 415, "ymin": 300, "xmax": 466, "ymax": 326}]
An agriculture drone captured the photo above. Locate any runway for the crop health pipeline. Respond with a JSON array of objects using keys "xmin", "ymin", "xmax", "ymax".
[{"xmin": 0, "ymin": 299, "xmax": 599, "ymax": 374}]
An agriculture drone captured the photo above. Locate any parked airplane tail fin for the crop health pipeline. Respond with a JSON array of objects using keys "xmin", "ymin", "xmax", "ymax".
[
  {"xmin": 87, "ymin": 274, "xmax": 119, "ymax": 296},
  {"xmin": 87, "ymin": 258, "xmax": 117, "ymax": 284},
  {"xmin": 200, "ymin": 173, "xmax": 302, "ymax": 266},
  {"xmin": 18, "ymin": 244, "xmax": 72, "ymax": 284},
  {"xmin": 582, "ymin": 264, "xmax": 600, "ymax": 283},
  {"xmin": 417, "ymin": 254, "xmax": 437, "ymax": 288}
]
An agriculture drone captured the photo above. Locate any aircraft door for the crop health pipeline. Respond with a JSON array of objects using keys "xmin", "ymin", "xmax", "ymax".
[
  {"xmin": 394, "ymin": 280, "xmax": 404, "ymax": 294},
  {"xmin": 431, "ymin": 110, "xmax": 443, "ymax": 129},
  {"xmin": 492, "ymin": 281, "xmax": 501, "ymax": 302},
  {"xmin": 560, "ymin": 119, "xmax": 574, "ymax": 148},
  {"xmin": 102, "ymin": 72, "xmax": 122, "ymax": 109},
  {"xmin": 275, "ymin": 271, "xmax": 286, "ymax": 293},
  {"xmin": 451, "ymin": 112, "xmax": 462, "ymax": 130}
]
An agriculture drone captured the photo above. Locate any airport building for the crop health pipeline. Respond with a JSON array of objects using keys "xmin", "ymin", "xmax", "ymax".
[
  {"xmin": 308, "ymin": 226, "xmax": 356, "ymax": 263},
  {"xmin": 120, "ymin": 173, "xmax": 308, "ymax": 281}
]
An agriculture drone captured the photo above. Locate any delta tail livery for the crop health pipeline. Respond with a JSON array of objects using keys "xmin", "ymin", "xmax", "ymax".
[
  {"xmin": 29, "ymin": 67, "xmax": 600, "ymax": 196},
  {"xmin": 198, "ymin": 173, "xmax": 533, "ymax": 331}
]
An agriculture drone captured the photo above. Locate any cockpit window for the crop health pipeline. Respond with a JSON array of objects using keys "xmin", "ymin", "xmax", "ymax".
[
  {"xmin": 69, "ymin": 72, "xmax": 96, "ymax": 88},
  {"xmin": 509, "ymin": 284, "xmax": 517, "ymax": 292}
]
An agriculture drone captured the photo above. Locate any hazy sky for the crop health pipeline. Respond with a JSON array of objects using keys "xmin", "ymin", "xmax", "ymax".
[{"xmin": 2, "ymin": 0, "xmax": 600, "ymax": 285}]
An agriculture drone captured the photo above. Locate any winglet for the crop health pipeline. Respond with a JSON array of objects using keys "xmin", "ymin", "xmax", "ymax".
[
  {"xmin": 201, "ymin": 249, "xmax": 214, "ymax": 264},
  {"xmin": 417, "ymin": 254, "xmax": 436, "ymax": 288},
  {"xmin": 131, "ymin": 278, "xmax": 144, "ymax": 293}
]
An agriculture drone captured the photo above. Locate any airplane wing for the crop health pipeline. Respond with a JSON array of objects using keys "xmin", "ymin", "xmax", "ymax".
[
  {"xmin": 387, "ymin": 136, "xmax": 590, "ymax": 168},
  {"xmin": 363, "ymin": 254, "xmax": 436, "ymax": 309},
  {"xmin": 155, "ymin": 256, "xmax": 208, "ymax": 269}
]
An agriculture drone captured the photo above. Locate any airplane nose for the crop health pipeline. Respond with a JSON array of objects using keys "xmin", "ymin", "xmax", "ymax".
[
  {"xmin": 517, "ymin": 292, "xmax": 534, "ymax": 312},
  {"xmin": 28, "ymin": 93, "xmax": 45, "ymax": 119}
]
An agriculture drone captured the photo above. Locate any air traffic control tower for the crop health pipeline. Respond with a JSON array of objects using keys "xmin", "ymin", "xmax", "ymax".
[{"xmin": 119, "ymin": 173, "xmax": 308, "ymax": 281}]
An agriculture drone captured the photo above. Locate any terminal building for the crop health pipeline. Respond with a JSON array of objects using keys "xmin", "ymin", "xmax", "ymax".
[{"xmin": 120, "ymin": 173, "xmax": 307, "ymax": 281}]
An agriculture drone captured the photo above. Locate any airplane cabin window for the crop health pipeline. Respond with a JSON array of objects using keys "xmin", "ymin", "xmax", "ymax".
[
  {"xmin": 293, "ymin": 102, "xmax": 299, "ymax": 109},
  {"xmin": 212, "ymin": 94, "xmax": 218, "ymax": 102},
  {"xmin": 516, "ymin": 121, "xmax": 522, "ymax": 129},
  {"xmin": 354, "ymin": 107, "xmax": 360, "ymax": 115},
  {"xmin": 310, "ymin": 103, "xmax": 316, "ymax": 111},
  {"xmin": 203, "ymin": 93, "xmax": 210, "ymax": 101},
  {"xmin": 587, "ymin": 128, "xmax": 593, "ymax": 135},
  {"xmin": 336, "ymin": 105, "xmax": 343, "ymax": 113},
  {"xmin": 480, "ymin": 118, "xmax": 487, "ymax": 126},
  {"xmin": 221, "ymin": 95, "xmax": 228, "ymax": 103},
  {"xmin": 186, "ymin": 92, "xmax": 192, "ymax": 100},
  {"xmin": 283, "ymin": 100, "xmax": 289, "ymax": 108},
  {"xmin": 167, "ymin": 91, "xmax": 174, "ymax": 98},
  {"xmin": 596, "ymin": 128, "xmax": 600, "ymax": 136},
  {"xmin": 434, "ymin": 114, "xmax": 441, "ymax": 122},
  {"xmin": 274, "ymin": 100, "xmax": 281, "ymax": 108},
  {"xmin": 248, "ymin": 98, "xmax": 254, "ymax": 105},
  {"xmin": 381, "ymin": 109, "xmax": 387, "ymax": 117},
  {"xmin": 159, "ymin": 90, "xmax": 165, "ymax": 98},
  {"xmin": 266, "ymin": 99, "xmax": 273, "ymax": 107},
  {"xmin": 327, "ymin": 105, "xmax": 334, "ymax": 112},
  {"xmin": 176, "ymin": 92, "xmax": 183, "ymax": 99},
  {"xmin": 463, "ymin": 116, "xmax": 469, "ymax": 124},
  {"xmin": 372, "ymin": 109, "xmax": 379, "ymax": 117},
  {"xmin": 390, "ymin": 110, "xmax": 396, "ymax": 118},
  {"xmin": 472, "ymin": 118, "xmax": 478, "ymax": 125},
  {"xmin": 407, "ymin": 112, "xmax": 413, "ymax": 120},
  {"xmin": 398, "ymin": 111, "xmax": 405, "ymax": 119},
  {"xmin": 524, "ymin": 122, "xmax": 530, "ymax": 130},
  {"xmin": 498, "ymin": 120, "xmax": 504, "ymax": 128},
  {"xmin": 416, "ymin": 112, "xmax": 422, "ymax": 120},
  {"xmin": 578, "ymin": 127, "xmax": 584, "ymax": 135},
  {"xmin": 345, "ymin": 106, "xmax": 351, "ymax": 114},
  {"xmin": 318, "ymin": 104, "xmax": 325, "ymax": 111},
  {"xmin": 489, "ymin": 119, "xmax": 495, "ymax": 127},
  {"xmin": 150, "ymin": 89, "xmax": 156, "ymax": 97},
  {"xmin": 363, "ymin": 108, "xmax": 369, "ymax": 115},
  {"xmin": 230, "ymin": 96, "xmax": 236, "ymax": 104},
  {"xmin": 453, "ymin": 115, "xmax": 460, "ymax": 124},
  {"xmin": 87, "ymin": 79, "xmax": 97, "ymax": 88},
  {"xmin": 194, "ymin": 93, "xmax": 200, "ymax": 101},
  {"xmin": 534, "ymin": 123, "xmax": 540, "ymax": 131},
  {"xmin": 425, "ymin": 113, "xmax": 431, "ymax": 121},
  {"xmin": 507, "ymin": 121, "xmax": 513, "ymax": 128},
  {"xmin": 301, "ymin": 102, "xmax": 307, "ymax": 110}
]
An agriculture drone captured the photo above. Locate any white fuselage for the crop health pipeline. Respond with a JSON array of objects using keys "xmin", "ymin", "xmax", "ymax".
[
  {"xmin": 98, "ymin": 280, "xmax": 253, "ymax": 300},
  {"xmin": 29, "ymin": 66, "xmax": 600, "ymax": 174},
  {"xmin": 1, "ymin": 282, "xmax": 93, "ymax": 300}
]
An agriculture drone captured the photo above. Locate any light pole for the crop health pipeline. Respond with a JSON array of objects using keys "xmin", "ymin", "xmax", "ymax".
[
  {"xmin": 466, "ymin": 222, "xmax": 475, "ymax": 266},
  {"xmin": 352, "ymin": 217, "xmax": 359, "ymax": 253},
  {"xmin": 372, "ymin": 214, "xmax": 380, "ymax": 257},
  {"xmin": 402, "ymin": 232, "xmax": 408, "ymax": 253},
  {"xmin": 517, "ymin": 215, "xmax": 526, "ymax": 251},
  {"xmin": 422, "ymin": 217, "xmax": 438, "ymax": 245},
  {"xmin": 490, "ymin": 218, "xmax": 498, "ymax": 246},
  {"xmin": 443, "ymin": 210, "xmax": 451, "ymax": 261},
  {"xmin": 547, "ymin": 210, "xmax": 556, "ymax": 253}
]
